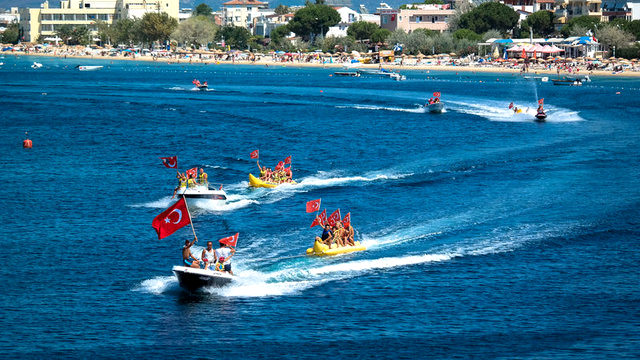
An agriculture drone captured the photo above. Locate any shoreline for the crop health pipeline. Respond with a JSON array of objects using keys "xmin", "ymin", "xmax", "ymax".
[{"xmin": 6, "ymin": 51, "xmax": 640, "ymax": 78}]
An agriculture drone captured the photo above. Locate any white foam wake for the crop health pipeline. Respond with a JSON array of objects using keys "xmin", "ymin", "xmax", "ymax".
[
  {"xmin": 337, "ymin": 104, "xmax": 426, "ymax": 113},
  {"xmin": 448, "ymin": 100, "xmax": 584, "ymax": 123}
]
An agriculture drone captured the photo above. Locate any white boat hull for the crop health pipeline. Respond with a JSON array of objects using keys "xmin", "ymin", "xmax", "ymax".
[
  {"xmin": 427, "ymin": 102, "xmax": 444, "ymax": 113},
  {"xmin": 78, "ymin": 66, "xmax": 103, "ymax": 71},
  {"xmin": 177, "ymin": 186, "xmax": 227, "ymax": 200},
  {"xmin": 172, "ymin": 266, "xmax": 233, "ymax": 292}
]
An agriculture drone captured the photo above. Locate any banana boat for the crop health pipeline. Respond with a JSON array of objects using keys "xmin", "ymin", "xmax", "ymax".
[
  {"xmin": 248, "ymin": 173, "xmax": 297, "ymax": 189},
  {"xmin": 306, "ymin": 239, "xmax": 366, "ymax": 256}
]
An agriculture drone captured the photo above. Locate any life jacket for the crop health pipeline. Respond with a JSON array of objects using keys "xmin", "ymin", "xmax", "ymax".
[{"xmin": 199, "ymin": 173, "xmax": 206, "ymax": 183}]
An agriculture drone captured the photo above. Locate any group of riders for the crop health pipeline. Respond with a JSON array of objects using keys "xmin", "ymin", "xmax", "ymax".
[
  {"xmin": 257, "ymin": 160, "xmax": 294, "ymax": 184},
  {"xmin": 426, "ymin": 97, "xmax": 441, "ymax": 105},
  {"xmin": 172, "ymin": 168, "xmax": 209, "ymax": 198},
  {"xmin": 315, "ymin": 217, "xmax": 356, "ymax": 248},
  {"xmin": 182, "ymin": 237, "xmax": 235, "ymax": 275},
  {"xmin": 508, "ymin": 101, "xmax": 546, "ymax": 116}
]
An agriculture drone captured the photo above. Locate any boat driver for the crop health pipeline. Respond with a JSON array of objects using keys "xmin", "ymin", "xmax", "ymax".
[
  {"xmin": 182, "ymin": 237, "xmax": 200, "ymax": 268},
  {"xmin": 215, "ymin": 241, "xmax": 235, "ymax": 275},
  {"xmin": 201, "ymin": 241, "xmax": 215, "ymax": 270}
]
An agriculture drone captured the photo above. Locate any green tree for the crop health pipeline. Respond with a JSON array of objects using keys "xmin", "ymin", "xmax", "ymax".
[
  {"xmin": 346, "ymin": 21, "xmax": 379, "ymax": 40},
  {"xmin": 458, "ymin": 2, "xmax": 518, "ymax": 34},
  {"xmin": 217, "ymin": 25, "xmax": 251, "ymax": 49},
  {"xmin": 70, "ymin": 26, "xmax": 90, "ymax": 45},
  {"xmin": 321, "ymin": 35, "xmax": 366, "ymax": 53},
  {"xmin": 453, "ymin": 28, "xmax": 481, "ymax": 41},
  {"xmin": 172, "ymin": 15, "xmax": 217, "ymax": 48},
  {"xmin": 371, "ymin": 28, "xmax": 391, "ymax": 43},
  {"xmin": 269, "ymin": 24, "xmax": 290, "ymax": 42},
  {"xmin": 274, "ymin": 4, "xmax": 291, "ymax": 15},
  {"xmin": 194, "ymin": 3, "xmax": 213, "ymax": 17},
  {"xmin": 111, "ymin": 18, "xmax": 137, "ymax": 45},
  {"xmin": 1, "ymin": 22, "xmax": 19, "ymax": 44},
  {"xmin": 619, "ymin": 19, "xmax": 640, "ymax": 40},
  {"xmin": 139, "ymin": 12, "xmax": 178, "ymax": 46},
  {"xmin": 520, "ymin": 10, "xmax": 555, "ymax": 37},
  {"xmin": 560, "ymin": 15, "xmax": 600, "ymax": 37},
  {"xmin": 94, "ymin": 19, "xmax": 113, "ymax": 45},
  {"xmin": 56, "ymin": 24, "xmax": 74, "ymax": 45},
  {"xmin": 287, "ymin": 4, "xmax": 340, "ymax": 41}
]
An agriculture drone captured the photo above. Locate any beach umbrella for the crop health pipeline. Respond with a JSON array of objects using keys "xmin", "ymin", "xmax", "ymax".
[{"xmin": 449, "ymin": 52, "xmax": 456, "ymax": 56}]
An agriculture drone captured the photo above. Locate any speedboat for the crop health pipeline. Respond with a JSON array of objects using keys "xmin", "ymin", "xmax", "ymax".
[
  {"xmin": 390, "ymin": 73, "xmax": 406, "ymax": 81},
  {"xmin": 31, "ymin": 62, "xmax": 43, "ymax": 69},
  {"xmin": 172, "ymin": 266, "xmax": 233, "ymax": 292},
  {"xmin": 426, "ymin": 102, "xmax": 444, "ymax": 113},
  {"xmin": 552, "ymin": 78, "xmax": 582, "ymax": 86},
  {"xmin": 334, "ymin": 71, "xmax": 360, "ymax": 77},
  {"xmin": 248, "ymin": 173, "xmax": 296, "ymax": 189},
  {"xmin": 177, "ymin": 185, "xmax": 227, "ymax": 200},
  {"xmin": 77, "ymin": 65, "xmax": 103, "ymax": 71},
  {"xmin": 306, "ymin": 239, "xmax": 366, "ymax": 256}
]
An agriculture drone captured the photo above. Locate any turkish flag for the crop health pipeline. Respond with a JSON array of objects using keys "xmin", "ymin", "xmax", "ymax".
[
  {"xmin": 275, "ymin": 161, "xmax": 284, "ymax": 171},
  {"xmin": 342, "ymin": 212, "xmax": 351, "ymax": 228},
  {"xmin": 306, "ymin": 199, "xmax": 321, "ymax": 213},
  {"xmin": 327, "ymin": 209, "xmax": 341, "ymax": 227},
  {"xmin": 160, "ymin": 156, "xmax": 178, "ymax": 169},
  {"xmin": 219, "ymin": 232, "xmax": 239, "ymax": 247},
  {"xmin": 538, "ymin": 98, "xmax": 544, "ymax": 105},
  {"xmin": 310, "ymin": 209, "xmax": 327, "ymax": 228},
  {"xmin": 522, "ymin": 49, "xmax": 526, "ymax": 59},
  {"xmin": 151, "ymin": 197, "xmax": 191, "ymax": 240},
  {"xmin": 284, "ymin": 155, "xmax": 292, "ymax": 165},
  {"xmin": 250, "ymin": 149, "xmax": 259, "ymax": 159},
  {"xmin": 433, "ymin": 92, "xmax": 441, "ymax": 98},
  {"xmin": 186, "ymin": 167, "xmax": 197, "ymax": 178}
]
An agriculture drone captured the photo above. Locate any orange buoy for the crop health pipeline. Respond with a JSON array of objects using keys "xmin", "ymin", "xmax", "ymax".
[{"xmin": 23, "ymin": 139, "xmax": 32, "ymax": 148}]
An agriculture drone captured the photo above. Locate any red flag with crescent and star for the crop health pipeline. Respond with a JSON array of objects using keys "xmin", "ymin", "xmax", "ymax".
[
  {"xmin": 327, "ymin": 209, "xmax": 341, "ymax": 227},
  {"xmin": 160, "ymin": 156, "xmax": 178, "ymax": 169},
  {"xmin": 250, "ymin": 149, "xmax": 259, "ymax": 159},
  {"xmin": 306, "ymin": 199, "xmax": 321, "ymax": 213},
  {"xmin": 219, "ymin": 232, "xmax": 239, "ymax": 247},
  {"xmin": 538, "ymin": 98, "xmax": 544, "ymax": 105},
  {"xmin": 186, "ymin": 167, "xmax": 198, "ymax": 178},
  {"xmin": 284, "ymin": 155, "xmax": 292, "ymax": 165},
  {"xmin": 342, "ymin": 212, "xmax": 351, "ymax": 228},
  {"xmin": 310, "ymin": 209, "xmax": 327, "ymax": 228},
  {"xmin": 151, "ymin": 197, "xmax": 191, "ymax": 240},
  {"xmin": 275, "ymin": 161, "xmax": 284, "ymax": 171},
  {"xmin": 433, "ymin": 92, "xmax": 441, "ymax": 98}
]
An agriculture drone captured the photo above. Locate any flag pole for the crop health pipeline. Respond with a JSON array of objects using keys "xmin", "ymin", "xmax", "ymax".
[{"xmin": 181, "ymin": 194, "xmax": 197, "ymax": 240}]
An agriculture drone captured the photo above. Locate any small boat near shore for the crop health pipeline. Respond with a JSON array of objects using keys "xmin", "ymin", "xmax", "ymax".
[
  {"xmin": 172, "ymin": 266, "xmax": 234, "ymax": 292},
  {"xmin": 31, "ymin": 62, "xmax": 42, "ymax": 69},
  {"xmin": 334, "ymin": 71, "xmax": 360, "ymax": 77},
  {"xmin": 306, "ymin": 239, "xmax": 366, "ymax": 256},
  {"xmin": 358, "ymin": 69, "xmax": 405, "ymax": 81},
  {"xmin": 248, "ymin": 173, "xmax": 296, "ymax": 189},
  {"xmin": 77, "ymin": 65, "xmax": 103, "ymax": 71}
]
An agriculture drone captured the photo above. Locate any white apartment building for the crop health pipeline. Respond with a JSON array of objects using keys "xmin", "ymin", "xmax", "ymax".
[{"xmin": 221, "ymin": 0, "xmax": 268, "ymax": 29}]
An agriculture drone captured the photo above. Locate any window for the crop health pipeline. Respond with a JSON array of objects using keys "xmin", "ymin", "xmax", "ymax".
[
  {"xmin": 85, "ymin": 3, "xmax": 90, "ymax": 7},
  {"xmin": 88, "ymin": 14, "xmax": 96, "ymax": 20},
  {"xmin": 415, "ymin": 15, "xmax": 422, "ymax": 23},
  {"xmin": 99, "ymin": 14, "xmax": 108, "ymax": 20},
  {"xmin": 432, "ymin": 16, "xmax": 436, "ymax": 23},
  {"xmin": 53, "ymin": 13, "xmax": 62, "ymax": 20},
  {"xmin": 382, "ymin": 15, "xmax": 387, "ymax": 24},
  {"xmin": 63, "ymin": 14, "xmax": 75, "ymax": 20},
  {"xmin": 348, "ymin": 13, "xmax": 355, "ymax": 22},
  {"xmin": 41, "ymin": 13, "xmax": 52, "ymax": 20}
]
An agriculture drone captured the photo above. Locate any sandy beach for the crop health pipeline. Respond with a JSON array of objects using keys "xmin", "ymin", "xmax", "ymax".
[{"xmin": 6, "ymin": 50, "xmax": 640, "ymax": 78}]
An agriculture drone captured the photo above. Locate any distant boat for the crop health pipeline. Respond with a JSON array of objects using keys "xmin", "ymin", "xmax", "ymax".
[
  {"xmin": 334, "ymin": 71, "xmax": 360, "ymax": 77},
  {"xmin": 426, "ymin": 102, "xmax": 444, "ymax": 113},
  {"xmin": 77, "ymin": 65, "xmax": 103, "ymax": 71},
  {"xmin": 31, "ymin": 62, "xmax": 42, "ymax": 69},
  {"xmin": 552, "ymin": 76, "xmax": 587, "ymax": 86}
]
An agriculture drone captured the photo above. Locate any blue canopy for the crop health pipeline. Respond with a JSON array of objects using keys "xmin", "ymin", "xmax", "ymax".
[{"xmin": 494, "ymin": 39, "xmax": 513, "ymax": 44}]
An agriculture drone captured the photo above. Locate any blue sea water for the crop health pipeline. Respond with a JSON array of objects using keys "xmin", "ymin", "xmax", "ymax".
[{"xmin": 0, "ymin": 55, "xmax": 639, "ymax": 358}]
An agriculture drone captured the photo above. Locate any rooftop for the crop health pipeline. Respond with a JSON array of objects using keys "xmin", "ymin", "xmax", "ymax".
[{"xmin": 222, "ymin": 0, "xmax": 267, "ymax": 5}]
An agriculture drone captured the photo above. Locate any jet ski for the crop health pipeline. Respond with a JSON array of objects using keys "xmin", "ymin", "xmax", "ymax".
[{"xmin": 535, "ymin": 111, "xmax": 547, "ymax": 122}]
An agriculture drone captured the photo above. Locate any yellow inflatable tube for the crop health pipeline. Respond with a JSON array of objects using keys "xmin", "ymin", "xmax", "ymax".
[
  {"xmin": 306, "ymin": 239, "xmax": 366, "ymax": 256},
  {"xmin": 248, "ymin": 173, "xmax": 297, "ymax": 189}
]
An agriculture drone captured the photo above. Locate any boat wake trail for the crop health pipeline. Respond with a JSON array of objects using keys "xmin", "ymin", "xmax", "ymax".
[
  {"xmin": 336, "ymin": 104, "xmax": 426, "ymax": 113},
  {"xmin": 297, "ymin": 170, "xmax": 413, "ymax": 188},
  {"xmin": 135, "ymin": 222, "xmax": 579, "ymax": 298},
  {"xmin": 128, "ymin": 195, "xmax": 257, "ymax": 212},
  {"xmin": 448, "ymin": 100, "xmax": 584, "ymax": 123}
]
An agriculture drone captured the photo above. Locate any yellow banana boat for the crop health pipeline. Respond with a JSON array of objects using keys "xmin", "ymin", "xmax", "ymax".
[
  {"xmin": 306, "ymin": 239, "xmax": 366, "ymax": 256},
  {"xmin": 248, "ymin": 173, "xmax": 296, "ymax": 189}
]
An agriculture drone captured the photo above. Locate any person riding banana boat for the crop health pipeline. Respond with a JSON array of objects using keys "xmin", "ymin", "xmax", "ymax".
[
  {"xmin": 250, "ymin": 158, "xmax": 295, "ymax": 188},
  {"xmin": 508, "ymin": 102, "xmax": 524, "ymax": 114},
  {"xmin": 307, "ymin": 213, "xmax": 364, "ymax": 256}
]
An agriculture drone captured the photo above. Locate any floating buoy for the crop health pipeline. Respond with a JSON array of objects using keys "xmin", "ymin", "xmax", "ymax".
[
  {"xmin": 616, "ymin": 91, "xmax": 621, "ymax": 94},
  {"xmin": 23, "ymin": 132, "xmax": 32, "ymax": 148},
  {"xmin": 320, "ymin": 90, "xmax": 323, "ymax": 93}
]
